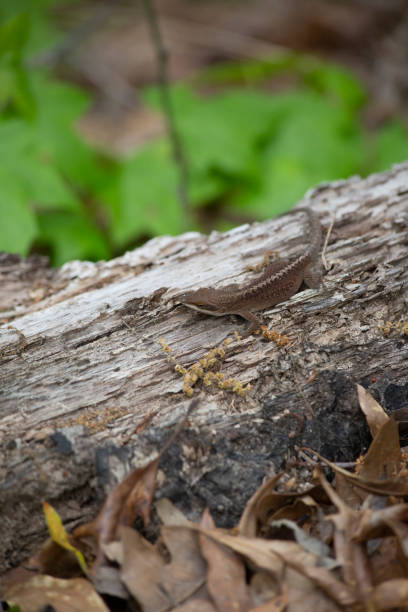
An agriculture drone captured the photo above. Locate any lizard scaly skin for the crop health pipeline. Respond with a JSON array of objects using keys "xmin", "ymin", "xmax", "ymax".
[{"xmin": 177, "ymin": 207, "xmax": 322, "ymax": 335}]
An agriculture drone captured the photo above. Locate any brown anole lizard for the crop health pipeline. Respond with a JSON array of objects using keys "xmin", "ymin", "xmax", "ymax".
[{"xmin": 176, "ymin": 207, "xmax": 322, "ymax": 335}]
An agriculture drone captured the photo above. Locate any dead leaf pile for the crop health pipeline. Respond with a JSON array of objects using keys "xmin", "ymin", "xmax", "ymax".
[{"xmin": 3, "ymin": 387, "xmax": 408, "ymax": 611}]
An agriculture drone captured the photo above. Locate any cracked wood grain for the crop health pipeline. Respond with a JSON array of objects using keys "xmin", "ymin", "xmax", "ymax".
[{"xmin": 1, "ymin": 164, "xmax": 408, "ymax": 573}]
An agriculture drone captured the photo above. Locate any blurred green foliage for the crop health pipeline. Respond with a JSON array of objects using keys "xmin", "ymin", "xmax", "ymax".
[{"xmin": 1, "ymin": 6, "xmax": 408, "ymax": 265}]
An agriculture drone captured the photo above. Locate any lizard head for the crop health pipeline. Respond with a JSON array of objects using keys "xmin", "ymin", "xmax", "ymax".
[{"xmin": 177, "ymin": 288, "xmax": 226, "ymax": 315}]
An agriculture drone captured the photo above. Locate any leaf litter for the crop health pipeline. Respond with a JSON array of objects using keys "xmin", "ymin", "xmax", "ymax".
[{"xmin": 4, "ymin": 388, "xmax": 408, "ymax": 611}]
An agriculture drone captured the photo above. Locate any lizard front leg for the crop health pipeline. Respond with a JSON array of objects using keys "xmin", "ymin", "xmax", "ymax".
[{"xmin": 236, "ymin": 310, "xmax": 263, "ymax": 337}]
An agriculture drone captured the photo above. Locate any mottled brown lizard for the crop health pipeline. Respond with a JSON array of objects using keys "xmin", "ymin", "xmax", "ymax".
[{"xmin": 176, "ymin": 207, "xmax": 322, "ymax": 335}]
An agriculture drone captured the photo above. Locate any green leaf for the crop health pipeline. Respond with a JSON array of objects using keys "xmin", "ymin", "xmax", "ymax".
[
  {"xmin": 235, "ymin": 92, "xmax": 365, "ymax": 217},
  {"xmin": 141, "ymin": 82, "xmax": 200, "ymax": 114},
  {"xmin": 180, "ymin": 101, "xmax": 256, "ymax": 178},
  {"xmin": 189, "ymin": 170, "xmax": 229, "ymax": 205},
  {"xmin": 21, "ymin": 159, "xmax": 82, "ymax": 211},
  {"xmin": 0, "ymin": 165, "xmax": 38, "ymax": 254},
  {"xmin": 197, "ymin": 55, "xmax": 366, "ymax": 111},
  {"xmin": 143, "ymin": 86, "xmax": 286, "ymax": 183},
  {"xmin": 117, "ymin": 86, "xmax": 286, "ymax": 245},
  {"xmin": 301, "ymin": 63, "xmax": 366, "ymax": 111},
  {"xmin": 179, "ymin": 90, "xmax": 281, "ymax": 179},
  {"xmin": 38, "ymin": 211, "xmax": 110, "ymax": 265},
  {"xmin": 30, "ymin": 72, "xmax": 104, "ymax": 190},
  {"xmin": 43, "ymin": 501, "xmax": 88, "ymax": 575},
  {"xmin": 10, "ymin": 62, "xmax": 36, "ymax": 118},
  {"xmin": 0, "ymin": 1, "xmax": 63, "ymax": 56},
  {"xmin": 115, "ymin": 141, "xmax": 184, "ymax": 245},
  {"xmin": 371, "ymin": 119, "xmax": 408, "ymax": 173},
  {"xmin": 0, "ymin": 12, "xmax": 29, "ymax": 58},
  {"xmin": 0, "ymin": 57, "xmax": 36, "ymax": 118},
  {"xmin": 0, "ymin": 59, "xmax": 15, "ymax": 104},
  {"xmin": 140, "ymin": 79, "xmax": 367, "ymax": 225},
  {"xmin": 0, "ymin": 13, "xmax": 36, "ymax": 119},
  {"xmin": 0, "ymin": 118, "xmax": 81, "ymax": 211},
  {"xmin": 0, "ymin": 70, "xmax": 109, "ymax": 262},
  {"xmin": 197, "ymin": 54, "xmax": 299, "ymax": 86},
  {"xmin": 0, "ymin": 116, "xmax": 31, "ymax": 154}
]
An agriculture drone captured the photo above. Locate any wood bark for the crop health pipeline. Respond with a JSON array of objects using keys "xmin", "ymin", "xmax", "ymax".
[{"xmin": 1, "ymin": 164, "xmax": 408, "ymax": 573}]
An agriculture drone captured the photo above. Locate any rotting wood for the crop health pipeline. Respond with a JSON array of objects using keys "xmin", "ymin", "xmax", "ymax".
[{"xmin": 1, "ymin": 163, "xmax": 408, "ymax": 573}]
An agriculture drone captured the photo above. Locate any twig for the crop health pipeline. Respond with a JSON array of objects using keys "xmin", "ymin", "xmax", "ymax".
[
  {"xmin": 322, "ymin": 213, "xmax": 335, "ymax": 271},
  {"xmin": 141, "ymin": 0, "xmax": 191, "ymax": 227}
]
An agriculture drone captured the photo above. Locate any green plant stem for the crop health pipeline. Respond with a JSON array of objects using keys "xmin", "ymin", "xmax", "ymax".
[{"xmin": 141, "ymin": 0, "xmax": 191, "ymax": 229}]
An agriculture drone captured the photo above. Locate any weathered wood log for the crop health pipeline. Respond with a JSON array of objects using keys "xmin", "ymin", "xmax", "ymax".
[{"xmin": 1, "ymin": 164, "xmax": 408, "ymax": 573}]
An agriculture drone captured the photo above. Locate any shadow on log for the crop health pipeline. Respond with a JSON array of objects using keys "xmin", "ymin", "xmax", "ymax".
[{"xmin": 1, "ymin": 164, "xmax": 408, "ymax": 573}]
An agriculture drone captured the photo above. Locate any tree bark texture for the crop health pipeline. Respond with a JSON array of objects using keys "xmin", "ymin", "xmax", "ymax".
[{"xmin": 1, "ymin": 164, "xmax": 408, "ymax": 573}]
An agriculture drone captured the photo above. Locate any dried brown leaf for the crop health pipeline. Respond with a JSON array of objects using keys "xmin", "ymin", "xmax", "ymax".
[
  {"xmin": 308, "ymin": 444, "xmax": 408, "ymax": 498},
  {"xmin": 199, "ymin": 509, "xmax": 252, "ymax": 611},
  {"xmin": 250, "ymin": 571, "xmax": 281, "ymax": 608},
  {"xmin": 335, "ymin": 389, "xmax": 400, "ymax": 509},
  {"xmin": 357, "ymin": 384, "xmax": 389, "ymax": 437},
  {"xmin": 2, "ymin": 537, "xmax": 89, "ymax": 595},
  {"xmin": 331, "ymin": 510, "xmax": 372, "ymax": 606},
  {"xmin": 109, "ymin": 524, "xmax": 209, "ymax": 610},
  {"xmin": 117, "ymin": 525, "xmax": 169, "ymax": 612},
  {"xmin": 333, "ymin": 470, "xmax": 366, "ymax": 510},
  {"xmin": 354, "ymin": 504, "xmax": 408, "ymax": 543},
  {"xmin": 160, "ymin": 525, "xmax": 208, "ymax": 604},
  {"xmin": 238, "ymin": 474, "xmax": 282, "ymax": 537},
  {"xmin": 269, "ymin": 495, "xmax": 318, "ymax": 523},
  {"xmin": 370, "ymin": 537, "xmax": 406, "ymax": 583},
  {"xmin": 269, "ymin": 519, "xmax": 335, "ymax": 568},
  {"xmin": 173, "ymin": 599, "xmax": 217, "ymax": 611},
  {"xmin": 4, "ymin": 575, "xmax": 109, "ymax": 612},
  {"xmin": 250, "ymin": 582, "xmax": 288, "ymax": 612},
  {"xmin": 156, "ymin": 497, "xmax": 192, "ymax": 526},
  {"xmin": 200, "ymin": 506, "xmax": 216, "ymax": 530},
  {"xmin": 199, "ymin": 530, "xmax": 356, "ymax": 609},
  {"xmin": 391, "ymin": 406, "xmax": 408, "ymax": 439},
  {"xmin": 383, "ymin": 516, "xmax": 408, "ymax": 559},
  {"xmin": 238, "ymin": 474, "xmax": 327, "ymax": 538},
  {"xmin": 90, "ymin": 564, "xmax": 129, "ymax": 600},
  {"xmin": 370, "ymin": 578, "xmax": 408, "ymax": 610},
  {"xmin": 250, "ymin": 563, "xmax": 339, "ymax": 612},
  {"xmin": 38, "ymin": 538, "xmax": 88, "ymax": 579},
  {"xmin": 74, "ymin": 454, "xmax": 160, "ymax": 565},
  {"xmin": 358, "ymin": 417, "xmax": 400, "ymax": 482},
  {"xmin": 318, "ymin": 469, "xmax": 373, "ymax": 602},
  {"xmin": 73, "ymin": 400, "xmax": 198, "ymax": 566}
]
